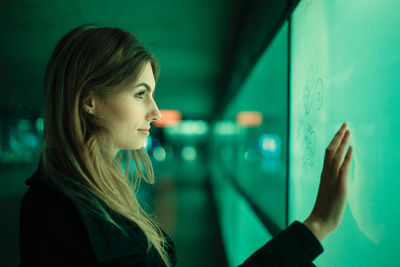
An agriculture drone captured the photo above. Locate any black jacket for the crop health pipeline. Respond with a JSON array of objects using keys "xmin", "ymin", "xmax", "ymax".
[{"xmin": 19, "ymin": 163, "xmax": 323, "ymax": 266}]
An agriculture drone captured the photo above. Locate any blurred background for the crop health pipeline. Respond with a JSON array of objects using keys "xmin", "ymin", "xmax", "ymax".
[{"xmin": 1, "ymin": 0, "xmax": 400, "ymax": 266}]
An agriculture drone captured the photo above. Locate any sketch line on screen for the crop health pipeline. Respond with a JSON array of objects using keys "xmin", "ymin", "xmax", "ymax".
[{"xmin": 302, "ymin": 123, "xmax": 316, "ymax": 168}]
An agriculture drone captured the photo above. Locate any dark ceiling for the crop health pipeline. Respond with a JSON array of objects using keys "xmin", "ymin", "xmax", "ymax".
[{"xmin": 0, "ymin": 0, "xmax": 297, "ymax": 120}]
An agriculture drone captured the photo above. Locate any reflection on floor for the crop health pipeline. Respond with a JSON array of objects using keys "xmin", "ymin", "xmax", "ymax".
[{"xmin": 152, "ymin": 160, "xmax": 228, "ymax": 267}]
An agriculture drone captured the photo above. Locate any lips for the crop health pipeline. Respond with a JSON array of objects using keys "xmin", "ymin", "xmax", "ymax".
[
  {"xmin": 138, "ymin": 127, "xmax": 150, "ymax": 131},
  {"xmin": 138, "ymin": 128, "xmax": 150, "ymax": 136}
]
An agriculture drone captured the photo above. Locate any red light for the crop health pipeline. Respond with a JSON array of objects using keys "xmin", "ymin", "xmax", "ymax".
[
  {"xmin": 236, "ymin": 111, "xmax": 263, "ymax": 127},
  {"xmin": 154, "ymin": 110, "xmax": 182, "ymax": 127}
]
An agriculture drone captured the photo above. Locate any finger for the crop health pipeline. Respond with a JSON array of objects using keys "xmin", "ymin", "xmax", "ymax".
[
  {"xmin": 327, "ymin": 122, "xmax": 347, "ymax": 152},
  {"xmin": 338, "ymin": 145, "xmax": 353, "ymax": 189},
  {"xmin": 332, "ymin": 130, "xmax": 351, "ymax": 171},
  {"xmin": 323, "ymin": 123, "xmax": 347, "ymax": 171}
]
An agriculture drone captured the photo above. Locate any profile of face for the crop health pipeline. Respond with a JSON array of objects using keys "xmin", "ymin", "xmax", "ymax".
[{"xmin": 84, "ymin": 62, "xmax": 161, "ymax": 156}]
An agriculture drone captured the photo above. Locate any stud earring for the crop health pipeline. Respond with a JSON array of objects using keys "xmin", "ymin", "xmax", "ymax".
[{"xmin": 88, "ymin": 109, "xmax": 93, "ymax": 114}]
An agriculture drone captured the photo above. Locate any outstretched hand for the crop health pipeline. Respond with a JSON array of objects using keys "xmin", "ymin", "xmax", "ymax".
[{"xmin": 303, "ymin": 122, "xmax": 353, "ymax": 242}]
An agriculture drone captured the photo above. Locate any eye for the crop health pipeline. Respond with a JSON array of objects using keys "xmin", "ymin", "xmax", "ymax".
[{"xmin": 135, "ymin": 91, "xmax": 145, "ymax": 99}]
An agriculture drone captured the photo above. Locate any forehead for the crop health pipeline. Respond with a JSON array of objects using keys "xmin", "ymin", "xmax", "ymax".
[{"xmin": 135, "ymin": 62, "xmax": 155, "ymax": 89}]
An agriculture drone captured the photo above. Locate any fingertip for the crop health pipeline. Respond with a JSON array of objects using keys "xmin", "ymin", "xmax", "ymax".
[
  {"xmin": 345, "ymin": 145, "xmax": 353, "ymax": 158},
  {"xmin": 348, "ymin": 146, "xmax": 353, "ymax": 157}
]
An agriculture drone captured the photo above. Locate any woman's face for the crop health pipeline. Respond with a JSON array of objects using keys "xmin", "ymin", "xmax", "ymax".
[{"xmin": 88, "ymin": 62, "xmax": 161, "ymax": 156}]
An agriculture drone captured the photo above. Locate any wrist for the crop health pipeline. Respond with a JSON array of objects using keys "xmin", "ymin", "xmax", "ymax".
[{"xmin": 302, "ymin": 216, "xmax": 331, "ymax": 242}]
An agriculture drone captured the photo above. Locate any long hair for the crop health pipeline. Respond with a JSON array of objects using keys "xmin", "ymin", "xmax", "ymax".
[{"xmin": 40, "ymin": 24, "xmax": 171, "ymax": 267}]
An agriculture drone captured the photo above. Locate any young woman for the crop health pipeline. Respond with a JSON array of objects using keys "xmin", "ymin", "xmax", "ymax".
[{"xmin": 19, "ymin": 24, "xmax": 353, "ymax": 267}]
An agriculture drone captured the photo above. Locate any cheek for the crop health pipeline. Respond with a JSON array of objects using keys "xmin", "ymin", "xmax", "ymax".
[
  {"xmin": 116, "ymin": 105, "xmax": 142, "ymax": 131},
  {"xmin": 105, "ymin": 98, "xmax": 144, "ymax": 132},
  {"xmin": 127, "ymin": 107, "xmax": 142, "ymax": 127}
]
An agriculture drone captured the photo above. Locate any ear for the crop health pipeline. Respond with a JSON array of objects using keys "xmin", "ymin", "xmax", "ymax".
[{"xmin": 82, "ymin": 92, "xmax": 97, "ymax": 113}]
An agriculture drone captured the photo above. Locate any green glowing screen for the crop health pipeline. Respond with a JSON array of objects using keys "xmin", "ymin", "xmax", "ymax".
[{"xmin": 290, "ymin": 0, "xmax": 400, "ymax": 265}]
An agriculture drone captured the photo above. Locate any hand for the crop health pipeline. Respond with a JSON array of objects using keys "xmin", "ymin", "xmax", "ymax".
[{"xmin": 303, "ymin": 122, "xmax": 353, "ymax": 242}]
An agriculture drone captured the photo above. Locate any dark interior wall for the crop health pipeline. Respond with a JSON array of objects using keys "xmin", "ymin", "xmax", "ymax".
[{"xmin": 216, "ymin": 0, "xmax": 301, "ymax": 118}]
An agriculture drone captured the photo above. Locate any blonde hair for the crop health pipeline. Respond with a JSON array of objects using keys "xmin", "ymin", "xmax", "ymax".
[{"xmin": 40, "ymin": 24, "xmax": 171, "ymax": 266}]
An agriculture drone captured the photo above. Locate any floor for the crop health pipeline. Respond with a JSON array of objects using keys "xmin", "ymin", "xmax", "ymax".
[{"xmin": 152, "ymin": 159, "xmax": 228, "ymax": 267}]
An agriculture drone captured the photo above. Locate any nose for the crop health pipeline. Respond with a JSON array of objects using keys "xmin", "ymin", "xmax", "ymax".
[{"xmin": 147, "ymin": 99, "xmax": 162, "ymax": 122}]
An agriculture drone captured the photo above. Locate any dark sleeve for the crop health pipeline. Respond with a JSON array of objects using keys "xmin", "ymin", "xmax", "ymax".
[
  {"xmin": 19, "ymin": 183, "xmax": 95, "ymax": 266},
  {"xmin": 19, "ymin": 183, "xmax": 152, "ymax": 267},
  {"xmin": 238, "ymin": 221, "xmax": 324, "ymax": 267}
]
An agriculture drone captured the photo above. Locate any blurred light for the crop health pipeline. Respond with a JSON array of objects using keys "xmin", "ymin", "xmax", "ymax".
[
  {"xmin": 182, "ymin": 146, "xmax": 197, "ymax": 161},
  {"xmin": 17, "ymin": 119, "xmax": 32, "ymax": 131},
  {"xmin": 165, "ymin": 120, "xmax": 208, "ymax": 136},
  {"xmin": 164, "ymin": 145, "xmax": 174, "ymax": 159},
  {"xmin": 259, "ymin": 134, "xmax": 281, "ymax": 158},
  {"xmin": 153, "ymin": 146, "xmax": 166, "ymax": 162},
  {"xmin": 214, "ymin": 121, "xmax": 237, "ymax": 135},
  {"xmin": 9, "ymin": 133, "xmax": 21, "ymax": 152},
  {"xmin": 236, "ymin": 111, "xmax": 263, "ymax": 127},
  {"xmin": 36, "ymin": 118, "xmax": 44, "ymax": 132},
  {"xmin": 154, "ymin": 110, "xmax": 182, "ymax": 127},
  {"xmin": 22, "ymin": 133, "xmax": 39, "ymax": 148},
  {"xmin": 261, "ymin": 158, "xmax": 280, "ymax": 174},
  {"xmin": 244, "ymin": 148, "xmax": 257, "ymax": 161},
  {"xmin": 143, "ymin": 135, "xmax": 152, "ymax": 151},
  {"xmin": 151, "ymin": 138, "xmax": 161, "ymax": 150},
  {"xmin": 182, "ymin": 120, "xmax": 208, "ymax": 134}
]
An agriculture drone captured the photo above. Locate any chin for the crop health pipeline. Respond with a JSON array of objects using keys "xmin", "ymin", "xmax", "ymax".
[
  {"xmin": 132, "ymin": 143, "xmax": 146, "ymax": 150},
  {"xmin": 118, "ymin": 143, "xmax": 142, "ymax": 151}
]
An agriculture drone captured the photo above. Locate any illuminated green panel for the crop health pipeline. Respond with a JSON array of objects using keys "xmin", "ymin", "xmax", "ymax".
[
  {"xmin": 223, "ymin": 22, "xmax": 288, "ymax": 230},
  {"xmin": 290, "ymin": 0, "xmax": 400, "ymax": 265},
  {"xmin": 210, "ymin": 162, "xmax": 272, "ymax": 267}
]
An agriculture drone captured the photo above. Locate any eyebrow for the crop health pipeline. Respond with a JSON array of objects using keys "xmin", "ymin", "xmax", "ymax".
[{"xmin": 135, "ymin": 82, "xmax": 155, "ymax": 96}]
